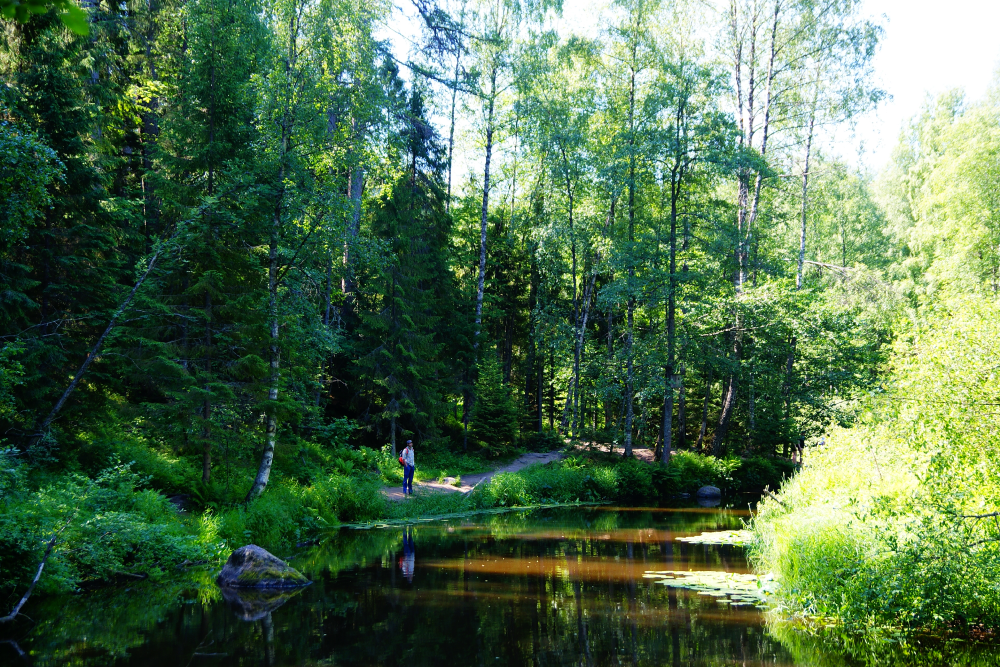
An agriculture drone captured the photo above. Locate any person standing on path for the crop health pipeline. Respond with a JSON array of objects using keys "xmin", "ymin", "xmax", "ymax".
[{"xmin": 402, "ymin": 440, "xmax": 415, "ymax": 495}]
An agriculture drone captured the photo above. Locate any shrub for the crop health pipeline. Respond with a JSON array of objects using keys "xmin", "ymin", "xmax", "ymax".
[
  {"xmin": 522, "ymin": 429, "xmax": 563, "ymax": 452},
  {"xmin": 750, "ymin": 297, "xmax": 1000, "ymax": 636},
  {"xmin": 0, "ymin": 462, "xmax": 221, "ymax": 594},
  {"xmin": 471, "ymin": 471, "xmax": 534, "ymax": 508}
]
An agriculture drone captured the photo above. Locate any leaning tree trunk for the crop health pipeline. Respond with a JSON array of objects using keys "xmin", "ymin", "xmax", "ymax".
[{"xmin": 33, "ymin": 240, "xmax": 169, "ymax": 441}]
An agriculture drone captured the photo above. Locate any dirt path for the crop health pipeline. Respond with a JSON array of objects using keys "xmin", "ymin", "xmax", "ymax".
[{"xmin": 383, "ymin": 451, "xmax": 564, "ymax": 501}]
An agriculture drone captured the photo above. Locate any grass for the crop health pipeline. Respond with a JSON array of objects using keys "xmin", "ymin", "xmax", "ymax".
[{"xmin": 749, "ymin": 296, "xmax": 1000, "ymax": 641}]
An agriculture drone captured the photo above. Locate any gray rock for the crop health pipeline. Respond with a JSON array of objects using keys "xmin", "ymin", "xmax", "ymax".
[
  {"xmin": 216, "ymin": 545, "xmax": 310, "ymax": 589},
  {"xmin": 696, "ymin": 485, "xmax": 721, "ymax": 499}
]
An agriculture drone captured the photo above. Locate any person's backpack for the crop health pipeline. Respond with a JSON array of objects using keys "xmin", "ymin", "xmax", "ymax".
[{"xmin": 398, "ymin": 455, "xmax": 405, "ymax": 466}]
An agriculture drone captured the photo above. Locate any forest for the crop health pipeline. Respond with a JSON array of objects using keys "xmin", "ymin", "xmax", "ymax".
[{"xmin": 2, "ymin": 0, "xmax": 1000, "ymax": 646}]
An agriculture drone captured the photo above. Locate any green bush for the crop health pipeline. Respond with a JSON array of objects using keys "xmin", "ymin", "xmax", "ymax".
[
  {"xmin": 729, "ymin": 456, "xmax": 797, "ymax": 494},
  {"xmin": 470, "ymin": 471, "xmax": 535, "ymax": 508},
  {"xmin": 522, "ymin": 429, "xmax": 563, "ymax": 452},
  {"xmin": 467, "ymin": 449, "xmax": 758, "ymax": 508},
  {"xmin": 751, "ymin": 297, "xmax": 1000, "ymax": 637},
  {"xmin": 215, "ymin": 473, "xmax": 388, "ymax": 550},
  {"xmin": 0, "ymin": 461, "xmax": 222, "ymax": 594}
]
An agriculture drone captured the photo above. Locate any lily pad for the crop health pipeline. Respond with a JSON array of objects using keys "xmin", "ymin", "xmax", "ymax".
[
  {"xmin": 644, "ymin": 569, "xmax": 775, "ymax": 608},
  {"xmin": 676, "ymin": 530, "xmax": 752, "ymax": 546}
]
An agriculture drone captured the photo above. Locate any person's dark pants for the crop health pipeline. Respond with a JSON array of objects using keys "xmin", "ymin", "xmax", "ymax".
[{"xmin": 403, "ymin": 464, "xmax": 414, "ymax": 495}]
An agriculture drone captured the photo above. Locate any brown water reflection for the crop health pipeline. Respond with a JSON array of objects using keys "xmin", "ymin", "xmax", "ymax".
[{"xmin": 6, "ymin": 505, "xmax": 840, "ymax": 667}]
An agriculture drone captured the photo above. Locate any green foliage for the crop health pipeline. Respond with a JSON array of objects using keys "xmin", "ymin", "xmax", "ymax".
[
  {"xmin": 471, "ymin": 353, "xmax": 520, "ymax": 456},
  {"xmin": 0, "ymin": 462, "xmax": 223, "ymax": 594},
  {"xmin": 751, "ymin": 296, "xmax": 1000, "ymax": 637},
  {"xmin": 0, "ymin": 0, "xmax": 88, "ymax": 34},
  {"xmin": 0, "ymin": 342, "xmax": 25, "ymax": 422},
  {"xmin": 0, "ymin": 120, "xmax": 62, "ymax": 246},
  {"xmin": 878, "ymin": 87, "xmax": 1000, "ymax": 301}
]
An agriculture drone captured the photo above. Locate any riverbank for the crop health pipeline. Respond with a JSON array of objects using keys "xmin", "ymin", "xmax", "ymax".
[
  {"xmin": 749, "ymin": 297, "xmax": 1000, "ymax": 641},
  {"xmin": 0, "ymin": 444, "xmax": 795, "ymax": 601}
]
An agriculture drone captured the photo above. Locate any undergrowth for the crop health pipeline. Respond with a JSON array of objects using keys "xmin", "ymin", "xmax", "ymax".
[
  {"xmin": 750, "ymin": 296, "xmax": 1000, "ymax": 639},
  {"xmin": 0, "ymin": 428, "xmax": 794, "ymax": 597}
]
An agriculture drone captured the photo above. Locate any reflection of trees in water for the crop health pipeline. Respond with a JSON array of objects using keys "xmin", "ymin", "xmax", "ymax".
[{"xmin": 17, "ymin": 508, "xmax": 963, "ymax": 666}]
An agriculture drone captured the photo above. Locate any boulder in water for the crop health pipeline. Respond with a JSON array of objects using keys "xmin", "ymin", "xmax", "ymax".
[
  {"xmin": 216, "ymin": 545, "xmax": 310, "ymax": 588},
  {"xmin": 696, "ymin": 485, "xmax": 721, "ymax": 499}
]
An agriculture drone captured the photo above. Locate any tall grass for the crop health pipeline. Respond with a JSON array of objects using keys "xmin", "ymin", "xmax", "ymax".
[{"xmin": 750, "ymin": 296, "xmax": 1000, "ymax": 637}]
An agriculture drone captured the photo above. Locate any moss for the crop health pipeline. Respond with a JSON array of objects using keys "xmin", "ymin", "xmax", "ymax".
[{"xmin": 233, "ymin": 563, "xmax": 308, "ymax": 587}]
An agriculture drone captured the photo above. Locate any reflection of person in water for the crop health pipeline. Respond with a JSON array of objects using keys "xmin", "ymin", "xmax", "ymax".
[{"xmin": 400, "ymin": 527, "xmax": 415, "ymax": 582}]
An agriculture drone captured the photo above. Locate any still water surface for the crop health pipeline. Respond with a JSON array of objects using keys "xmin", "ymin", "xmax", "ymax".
[{"xmin": 2, "ymin": 505, "xmax": 980, "ymax": 666}]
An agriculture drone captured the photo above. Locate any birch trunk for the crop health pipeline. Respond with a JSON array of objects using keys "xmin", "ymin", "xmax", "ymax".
[
  {"xmin": 798, "ymin": 69, "xmax": 820, "ymax": 290},
  {"xmin": 716, "ymin": 0, "xmax": 781, "ymax": 451},
  {"xmin": 465, "ymin": 64, "xmax": 498, "ymax": 441},
  {"xmin": 246, "ymin": 13, "xmax": 297, "ymax": 501}
]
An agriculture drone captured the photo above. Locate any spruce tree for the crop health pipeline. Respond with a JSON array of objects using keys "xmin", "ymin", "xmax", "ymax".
[
  {"xmin": 470, "ymin": 350, "xmax": 518, "ymax": 456},
  {"xmin": 354, "ymin": 90, "xmax": 457, "ymax": 452}
]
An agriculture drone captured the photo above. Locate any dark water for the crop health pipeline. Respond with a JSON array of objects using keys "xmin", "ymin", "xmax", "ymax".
[{"xmin": 2, "ymin": 506, "xmax": 992, "ymax": 666}]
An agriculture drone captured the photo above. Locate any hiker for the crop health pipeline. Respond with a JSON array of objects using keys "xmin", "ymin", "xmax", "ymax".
[{"xmin": 402, "ymin": 439, "xmax": 415, "ymax": 495}]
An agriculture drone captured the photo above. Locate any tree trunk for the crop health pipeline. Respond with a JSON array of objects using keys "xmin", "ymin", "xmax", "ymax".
[
  {"xmin": 0, "ymin": 513, "xmax": 75, "ymax": 624},
  {"xmin": 446, "ymin": 48, "xmax": 462, "ymax": 212},
  {"xmin": 202, "ymin": 290, "xmax": 212, "ymax": 485},
  {"xmin": 696, "ymin": 366, "xmax": 712, "ymax": 451},
  {"xmin": 711, "ymin": 334, "xmax": 739, "ymax": 456},
  {"xmin": 342, "ymin": 163, "xmax": 364, "ymax": 298},
  {"xmin": 718, "ymin": 1, "xmax": 781, "ymax": 449},
  {"xmin": 566, "ymin": 197, "xmax": 615, "ymax": 439},
  {"xmin": 676, "ymin": 367, "xmax": 686, "ymax": 451},
  {"xmin": 782, "ymin": 335, "xmax": 796, "ymax": 457},
  {"xmin": 390, "ymin": 414, "xmax": 396, "ymax": 456},
  {"xmin": 624, "ymin": 66, "xmax": 637, "ymax": 459},
  {"xmin": 797, "ymin": 68, "xmax": 820, "ymax": 290},
  {"xmin": 465, "ymin": 64, "xmax": 498, "ymax": 441},
  {"xmin": 246, "ymin": 195, "xmax": 282, "ymax": 501},
  {"xmin": 661, "ymin": 151, "xmax": 683, "ymax": 464},
  {"xmin": 246, "ymin": 18, "xmax": 296, "ymax": 501}
]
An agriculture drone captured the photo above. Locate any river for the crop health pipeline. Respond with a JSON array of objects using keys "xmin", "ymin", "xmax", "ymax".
[{"xmin": 2, "ymin": 505, "xmax": 988, "ymax": 666}]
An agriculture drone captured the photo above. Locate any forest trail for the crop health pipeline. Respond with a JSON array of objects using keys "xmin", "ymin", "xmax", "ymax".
[{"xmin": 383, "ymin": 451, "xmax": 564, "ymax": 501}]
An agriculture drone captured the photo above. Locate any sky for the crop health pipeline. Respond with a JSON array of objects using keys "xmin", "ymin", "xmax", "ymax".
[
  {"xmin": 385, "ymin": 0, "xmax": 1000, "ymax": 173},
  {"xmin": 839, "ymin": 0, "xmax": 1000, "ymax": 169}
]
